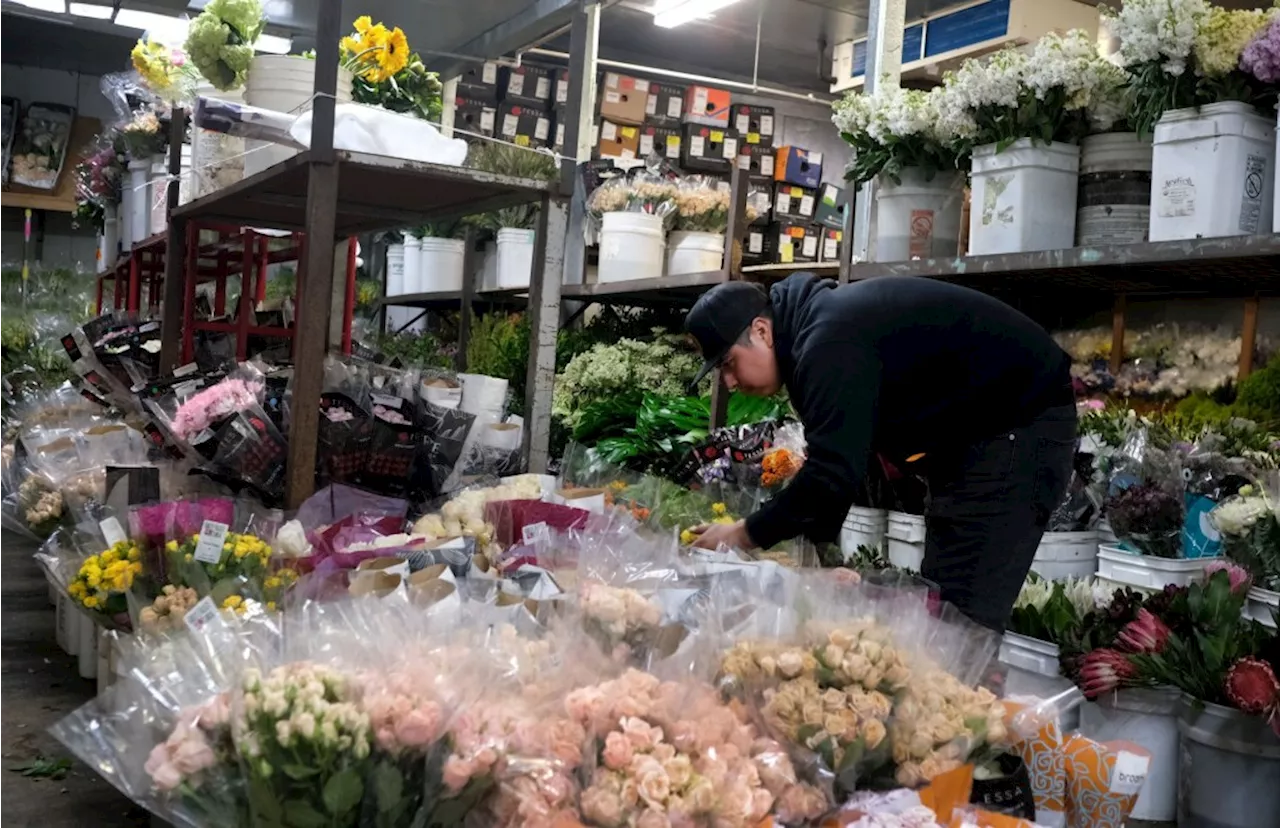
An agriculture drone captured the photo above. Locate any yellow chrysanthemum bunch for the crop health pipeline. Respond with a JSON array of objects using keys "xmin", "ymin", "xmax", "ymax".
[
  {"xmin": 68, "ymin": 540, "xmax": 144, "ymax": 614},
  {"xmin": 340, "ymin": 15, "xmax": 410, "ymax": 83},
  {"xmin": 130, "ymin": 38, "xmax": 186, "ymax": 99}
]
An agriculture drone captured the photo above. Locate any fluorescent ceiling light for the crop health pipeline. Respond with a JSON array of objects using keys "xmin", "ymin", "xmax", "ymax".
[
  {"xmin": 256, "ymin": 33, "xmax": 292, "ymax": 54},
  {"xmin": 8, "ymin": 0, "xmax": 67, "ymax": 13},
  {"xmin": 115, "ymin": 8, "xmax": 192, "ymax": 42},
  {"xmin": 68, "ymin": 2, "xmax": 113, "ymax": 18},
  {"xmin": 652, "ymin": 0, "xmax": 742, "ymax": 28}
]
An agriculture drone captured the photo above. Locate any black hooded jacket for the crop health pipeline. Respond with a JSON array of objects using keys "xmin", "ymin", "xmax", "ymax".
[{"xmin": 744, "ymin": 274, "xmax": 1073, "ymax": 549}]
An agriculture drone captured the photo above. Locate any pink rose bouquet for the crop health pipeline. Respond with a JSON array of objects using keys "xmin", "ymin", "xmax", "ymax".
[
  {"xmin": 144, "ymin": 693, "xmax": 247, "ymax": 825},
  {"xmin": 170, "ymin": 377, "xmax": 262, "ymax": 442}
]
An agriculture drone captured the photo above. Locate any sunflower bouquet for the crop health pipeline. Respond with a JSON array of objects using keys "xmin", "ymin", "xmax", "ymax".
[
  {"xmin": 67, "ymin": 540, "xmax": 143, "ymax": 625},
  {"xmin": 340, "ymin": 16, "xmax": 443, "ymax": 123}
]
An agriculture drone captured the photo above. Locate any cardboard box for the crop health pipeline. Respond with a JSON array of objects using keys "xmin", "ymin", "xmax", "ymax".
[
  {"xmin": 681, "ymin": 125, "xmax": 739, "ymax": 172},
  {"xmin": 731, "ymin": 104, "xmax": 776, "ymax": 145},
  {"xmin": 458, "ymin": 61, "xmax": 500, "ymax": 104},
  {"xmin": 773, "ymin": 182, "xmax": 818, "ymax": 222},
  {"xmin": 497, "ymin": 102, "xmax": 552, "ymax": 148},
  {"xmin": 499, "ymin": 65, "xmax": 553, "ymax": 108},
  {"xmin": 645, "ymin": 82, "xmax": 686, "ymax": 125},
  {"xmin": 818, "ymin": 227, "xmax": 843, "ymax": 263},
  {"xmin": 598, "ymin": 119, "xmax": 642, "ymax": 160},
  {"xmin": 775, "ymin": 146, "xmax": 823, "ymax": 188},
  {"xmin": 454, "ymin": 95, "xmax": 497, "ymax": 138},
  {"xmin": 600, "ymin": 73, "xmax": 650, "ymax": 125},
  {"xmin": 638, "ymin": 124, "xmax": 682, "ymax": 162},
  {"xmin": 815, "ymin": 182, "xmax": 846, "ymax": 229},
  {"xmin": 736, "ymin": 143, "xmax": 775, "ymax": 180},
  {"xmin": 767, "ymin": 221, "xmax": 818, "ymax": 264},
  {"xmin": 684, "ymin": 84, "xmax": 732, "ymax": 127}
]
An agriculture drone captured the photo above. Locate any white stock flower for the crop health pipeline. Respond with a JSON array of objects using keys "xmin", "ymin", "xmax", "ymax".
[{"xmin": 1107, "ymin": 0, "xmax": 1208, "ymax": 74}]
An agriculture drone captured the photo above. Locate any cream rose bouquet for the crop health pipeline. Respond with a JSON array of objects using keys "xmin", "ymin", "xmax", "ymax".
[
  {"xmin": 832, "ymin": 85, "xmax": 969, "ymax": 185},
  {"xmin": 580, "ymin": 581, "xmax": 664, "ymax": 662}
]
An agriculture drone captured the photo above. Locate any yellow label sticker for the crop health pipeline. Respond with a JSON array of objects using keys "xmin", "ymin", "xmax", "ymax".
[
  {"xmin": 514, "ymin": 135, "xmax": 530, "ymax": 147},
  {"xmin": 790, "ymin": 186, "xmax": 803, "ymax": 197},
  {"xmin": 666, "ymin": 135, "xmax": 680, "ymax": 148},
  {"xmin": 710, "ymin": 130, "xmax": 725, "ymax": 142},
  {"xmin": 621, "ymin": 126, "xmax": 637, "ymax": 138},
  {"xmin": 779, "ymin": 241, "xmax": 794, "ymax": 263},
  {"xmin": 747, "ymin": 132, "xmax": 760, "ymax": 144}
]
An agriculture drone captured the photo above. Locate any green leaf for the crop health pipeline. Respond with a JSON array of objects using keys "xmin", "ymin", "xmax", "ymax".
[
  {"xmin": 372, "ymin": 761, "xmax": 404, "ymax": 814},
  {"xmin": 280, "ymin": 763, "xmax": 320, "ymax": 781},
  {"xmin": 249, "ymin": 776, "xmax": 284, "ymax": 826},
  {"xmin": 322, "ymin": 767, "xmax": 365, "ymax": 817},
  {"xmin": 10, "ymin": 757, "xmax": 72, "ymax": 780},
  {"xmin": 282, "ymin": 799, "xmax": 328, "ymax": 828},
  {"xmin": 795, "ymin": 723, "xmax": 822, "ymax": 745}
]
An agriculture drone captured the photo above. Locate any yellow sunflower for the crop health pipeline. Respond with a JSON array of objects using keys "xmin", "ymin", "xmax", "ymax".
[
  {"xmin": 353, "ymin": 15, "xmax": 372, "ymax": 33},
  {"xmin": 376, "ymin": 26, "xmax": 410, "ymax": 79}
]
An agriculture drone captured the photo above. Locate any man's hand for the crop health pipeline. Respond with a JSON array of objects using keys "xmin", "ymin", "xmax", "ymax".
[{"xmin": 689, "ymin": 519, "xmax": 755, "ymax": 552}]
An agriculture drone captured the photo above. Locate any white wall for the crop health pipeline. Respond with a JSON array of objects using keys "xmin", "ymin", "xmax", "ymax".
[{"xmin": 2, "ymin": 63, "xmax": 115, "ymax": 272}]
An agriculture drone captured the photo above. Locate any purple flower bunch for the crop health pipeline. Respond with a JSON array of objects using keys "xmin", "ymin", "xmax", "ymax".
[{"xmin": 1242, "ymin": 18, "xmax": 1280, "ymax": 84}]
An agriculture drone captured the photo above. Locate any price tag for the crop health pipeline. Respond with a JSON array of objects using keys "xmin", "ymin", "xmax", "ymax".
[
  {"xmin": 802, "ymin": 236, "xmax": 818, "ymax": 257},
  {"xmin": 193, "ymin": 520, "xmax": 229, "ymax": 564},
  {"xmin": 639, "ymin": 134, "xmax": 654, "ymax": 156},
  {"xmin": 722, "ymin": 137, "xmax": 737, "ymax": 158},
  {"xmin": 100, "ymin": 517, "xmax": 127, "ymax": 547},
  {"xmin": 779, "ymin": 240, "xmax": 794, "ymax": 263},
  {"xmin": 776, "ymin": 193, "xmax": 791, "ymax": 214},
  {"xmin": 522, "ymin": 522, "xmax": 551, "ymax": 546},
  {"xmin": 535, "ymin": 76, "xmax": 550, "ymax": 100},
  {"xmin": 480, "ymin": 109, "xmax": 495, "ymax": 133},
  {"xmin": 736, "ymin": 113, "xmax": 751, "ymax": 133},
  {"xmin": 761, "ymin": 156, "xmax": 775, "ymax": 176},
  {"xmin": 748, "ymin": 232, "xmax": 763, "ymax": 253},
  {"xmin": 646, "ymin": 94, "xmax": 658, "ymax": 115},
  {"xmin": 184, "ymin": 595, "xmax": 226, "ymax": 634},
  {"xmin": 690, "ymin": 135, "xmax": 705, "ymax": 156},
  {"xmin": 370, "ymin": 393, "xmax": 403, "ymax": 409},
  {"xmin": 738, "ymin": 153, "xmax": 751, "ymax": 170},
  {"xmin": 508, "ymin": 72, "xmax": 525, "ymax": 96},
  {"xmin": 502, "ymin": 113, "xmax": 519, "ymax": 137},
  {"xmin": 482, "ymin": 62, "xmax": 497, "ymax": 84},
  {"xmin": 535, "ymin": 117, "xmax": 549, "ymax": 141},
  {"xmin": 668, "ymin": 96, "xmax": 683, "ymax": 118},
  {"xmin": 602, "ymin": 121, "xmax": 618, "ymax": 142},
  {"xmin": 800, "ymin": 194, "xmax": 815, "ymax": 216},
  {"xmin": 760, "ymin": 114, "xmax": 774, "ymax": 135}
]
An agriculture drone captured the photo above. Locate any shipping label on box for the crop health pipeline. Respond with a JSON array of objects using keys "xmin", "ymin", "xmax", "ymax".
[
  {"xmin": 639, "ymin": 125, "xmax": 681, "ymax": 160},
  {"xmin": 819, "ymin": 227, "xmax": 843, "ymax": 262},
  {"xmin": 455, "ymin": 96, "xmax": 497, "ymax": 138},
  {"xmin": 554, "ymin": 69, "xmax": 571, "ymax": 105},
  {"xmin": 683, "ymin": 84, "xmax": 731, "ymax": 127},
  {"xmin": 645, "ymin": 82, "xmax": 686, "ymax": 125},
  {"xmin": 773, "ymin": 183, "xmax": 817, "ymax": 221},
  {"xmin": 680, "ymin": 124, "xmax": 735, "ymax": 172},
  {"xmin": 730, "ymin": 104, "xmax": 776, "ymax": 146},
  {"xmin": 601, "ymin": 73, "xmax": 650, "ymax": 125},
  {"xmin": 598, "ymin": 119, "xmax": 641, "ymax": 160},
  {"xmin": 737, "ymin": 144, "xmax": 775, "ymax": 180},
  {"xmin": 775, "ymin": 145, "xmax": 823, "ymax": 188},
  {"xmin": 770, "ymin": 222, "xmax": 815, "ymax": 264},
  {"xmin": 498, "ymin": 103, "xmax": 551, "ymax": 148},
  {"xmin": 815, "ymin": 182, "xmax": 846, "ymax": 229},
  {"xmin": 458, "ymin": 61, "xmax": 500, "ymax": 103},
  {"xmin": 501, "ymin": 65, "xmax": 553, "ymax": 107}
]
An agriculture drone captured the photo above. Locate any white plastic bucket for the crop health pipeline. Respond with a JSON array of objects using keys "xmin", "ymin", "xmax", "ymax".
[
  {"xmin": 127, "ymin": 159, "xmax": 150, "ymax": 244},
  {"xmin": 1079, "ymin": 687, "xmax": 1181, "ymax": 822},
  {"xmin": 885, "ymin": 511, "xmax": 926, "ymax": 572},
  {"xmin": 403, "ymin": 237, "xmax": 423, "ymax": 294},
  {"xmin": 101, "ymin": 204, "xmax": 118, "ymax": 271},
  {"xmin": 419, "ymin": 237, "xmax": 465, "ymax": 292},
  {"xmin": 385, "ymin": 244, "xmax": 406, "ymax": 296},
  {"xmin": 1150, "ymin": 101, "xmax": 1276, "ymax": 241},
  {"xmin": 874, "ymin": 167, "xmax": 964, "ymax": 261},
  {"xmin": 1096, "ymin": 544, "xmax": 1209, "ymax": 589},
  {"xmin": 78, "ymin": 614, "xmax": 98, "ymax": 680},
  {"xmin": 192, "ymin": 85, "xmax": 246, "ymax": 196},
  {"xmin": 420, "ymin": 378, "xmax": 462, "ymax": 409},
  {"xmin": 496, "ymin": 228, "xmax": 534, "ymax": 289},
  {"xmin": 969, "ymin": 139, "xmax": 1079, "ymax": 254},
  {"xmin": 1031, "ymin": 530, "xmax": 1099, "ymax": 581},
  {"xmin": 1246, "ymin": 586, "xmax": 1278, "ymax": 628},
  {"xmin": 998, "ymin": 632, "xmax": 1079, "ymax": 731},
  {"xmin": 244, "ymin": 56, "xmax": 353, "ymax": 177},
  {"xmin": 599, "ymin": 212, "xmax": 665, "ymax": 283},
  {"xmin": 1076, "ymin": 132, "xmax": 1152, "ymax": 246},
  {"xmin": 148, "ymin": 153, "xmax": 168, "ymax": 237},
  {"xmin": 665, "ymin": 230, "xmax": 724, "ymax": 276},
  {"xmin": 840, "ymin": 506, "xmax": 887, "ymax": 561},
  {"xmin": 119, "ymin": 182, "xmax": 134, "ymax": 253},
  {"xmin": 1177, "ymin": 696, "xmax": 1280, "ymax": 828},
  {"xmin": 480, "ymin": 241, "xmax": 498, "ymax": 291}
]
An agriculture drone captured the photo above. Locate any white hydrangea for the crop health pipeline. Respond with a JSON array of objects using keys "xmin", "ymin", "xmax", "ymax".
[{"xmin": 1106, "ymin": 0, "xmax": 1209, "ymax": 75}]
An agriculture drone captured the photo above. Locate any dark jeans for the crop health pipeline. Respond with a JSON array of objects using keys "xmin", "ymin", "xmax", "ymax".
[{"xmin": 921, "ymin": 404, "xmax": 1077, "ymax": 632}]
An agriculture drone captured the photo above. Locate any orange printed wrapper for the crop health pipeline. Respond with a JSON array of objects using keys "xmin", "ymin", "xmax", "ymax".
[
  {"xmin": 1002, "ymin": 700, "xmax": 1066, "ymax": 826},
  {"xmin": 917, "ymin": 763, "xmax": 975, "ymax": 824},
  {"xmin": 1062, "ymin": 734, "xmax": 1150, "ymax": 828},
  {"xmin": 948, "ymin": 807, "xmax": 1042, "ymax": 828}
]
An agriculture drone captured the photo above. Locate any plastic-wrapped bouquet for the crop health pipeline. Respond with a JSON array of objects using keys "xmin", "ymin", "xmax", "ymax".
[
  {"xmin": 168, "ymin": 376, "xmax": 262, "ymax": 443},
  {"xmin": 587, "ymin": 172, "xmax": 679, "ymax": 224},
  {"xmin": 580, "ymin": 581, "xmax": 663, "ymax": 659},
  {"xmin": 1211, "ymin": 482, "xmax": 1280, "ymax": 590},
  {"xmin": 68, "ymin": 539, "xmax": 143, "ymax": 626}
]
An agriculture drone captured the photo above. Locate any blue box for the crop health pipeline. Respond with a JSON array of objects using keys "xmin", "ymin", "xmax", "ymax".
[{"xmin": 775, "ymin": 145, "xmax": 823, "ymax": 189}]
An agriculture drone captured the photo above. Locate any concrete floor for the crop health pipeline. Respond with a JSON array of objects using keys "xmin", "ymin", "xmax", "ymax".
[{"xmin": 1, "ymin": 532, "xmax": 149, "ymax": 828}]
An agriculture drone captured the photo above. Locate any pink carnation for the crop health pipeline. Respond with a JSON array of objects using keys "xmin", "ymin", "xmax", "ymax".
[{"xmin": 170, "ymin": 378, "xmax": 261, "ymax": 441}]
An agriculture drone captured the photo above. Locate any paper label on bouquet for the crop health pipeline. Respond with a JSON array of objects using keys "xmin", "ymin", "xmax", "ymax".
[
  {"xmin": 800, "ymin": 194, "xmax": 815, "ymax": 216},
  {"xmin": 502, "ymin": 113, "xmax": 519, "ymax": 137},
  {"xmin": 194, "ymin": 520, "xmax": 229, "ymax": 564},
  {"xmin": 722, "ymin": 137, "xmax": 737, "ymax": 158},
  {"xmin": 640, "ymin": 134, "xmax": 654, "ymax": 156},
  {"xmin": 668, "ymin": 96, "xmax": 683, "ymax": 118},
  {"xmin": 480, "ymin": 110, "xmax": 495, "ymax": 133},
  {"xmin": 522, "ymin": 521, "xmax": 551, "ymax": 546},
  {"xmin": 371, "ymin": 393, "xmax": 404, "ymax": 409},
  {"xmin": 1108, "ymin": 751, "xmax": 1149, "ymax": 796},
  {"xmin": 535, "ymin": 76, "xmax": 550, "ymax": 100},
  {"xmin": 184, "ymin": 596, "xmax": 225, "ymax": 634},
  {"xmin": 508, "ymin": 73, "xmax": 525, "ymax": 96},
  {"xmin": 100, "ymin": 517, "xmax": 127, "ymax": 547},
  {"xmin": 482, "ymin": 62, "xmax": 497, "ymax": 84},
  {"xmin": 535, "ymin": 117, "xmax": 549, "ymax": 141},
  {"xmin": 690, "ymin": 135, "xmax": 705, "ymax": 156}
]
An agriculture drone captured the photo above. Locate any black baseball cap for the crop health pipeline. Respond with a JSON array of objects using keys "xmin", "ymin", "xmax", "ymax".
[{"xmin": 684, "ymin": 281, "xmax": 770, "ymax": 391}]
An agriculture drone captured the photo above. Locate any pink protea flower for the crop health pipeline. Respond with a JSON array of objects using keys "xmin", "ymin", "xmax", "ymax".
[
  {"xmin": 1079, "ymin": 648, "xmax": 1139, "ymax": 699},
  {"xmin": 1204, "ymin": 559, "xmax": 1253, "ymax": 594},
  {"xmin": 1117, "ymin": 608, "xmax": 1172, "ymax": 654}
]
